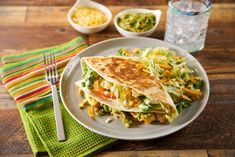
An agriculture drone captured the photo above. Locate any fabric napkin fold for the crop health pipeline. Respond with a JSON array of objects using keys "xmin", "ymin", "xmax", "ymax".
[{"xmin": 0, "ymin": 37, "xmax": 117, "ymax": 157}]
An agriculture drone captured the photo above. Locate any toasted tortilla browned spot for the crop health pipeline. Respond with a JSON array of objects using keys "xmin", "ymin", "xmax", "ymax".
[{"xmin": 81, "ymin": 56, "xmax": 172, "ymax": 105}]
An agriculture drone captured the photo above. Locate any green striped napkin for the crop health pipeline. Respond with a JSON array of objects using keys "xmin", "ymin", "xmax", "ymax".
[{"xmin": 0, "ymin": 37, "xmax": 117, "ymax": 157}]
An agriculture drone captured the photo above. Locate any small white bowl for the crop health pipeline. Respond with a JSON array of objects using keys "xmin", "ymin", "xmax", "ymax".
[
  {"xmin": 67, "ymin": 0, "xmax": 112, "ymax": 34},
  {"xmin": 114, "ymin": 8, "xmax": 161, "ymax": 37}
]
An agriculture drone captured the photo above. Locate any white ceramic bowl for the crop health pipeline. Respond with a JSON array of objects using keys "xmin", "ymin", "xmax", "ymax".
[
  {"xmin": 67, "ymin": 0, "xmax": 112, "ymax": 34},
  {"xmin": 114, "ymin": 8, "xmax": 161, "ymax": 37}
]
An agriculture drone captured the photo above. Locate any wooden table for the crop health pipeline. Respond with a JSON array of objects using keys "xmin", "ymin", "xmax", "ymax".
[{"xmin": 0, "ymin": 0, "xmax": 234, "ymax": 157}]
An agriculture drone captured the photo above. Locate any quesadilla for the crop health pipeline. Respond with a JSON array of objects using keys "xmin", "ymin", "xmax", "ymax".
[{"xmin": 76, "ymin": 56, "xmax": 179, "ymax": 127}]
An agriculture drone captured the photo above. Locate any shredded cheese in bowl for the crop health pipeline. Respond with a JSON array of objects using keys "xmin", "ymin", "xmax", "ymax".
[{"xmin": 72, "ymin": 6, "xmax": 107, "ymax": 27}]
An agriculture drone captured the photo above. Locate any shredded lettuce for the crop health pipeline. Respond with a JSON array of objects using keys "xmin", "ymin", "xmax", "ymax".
[
  {"xmin": 141, "ymin": 47, "xmax": 175, "ymax": 58},
  {"xmin": 176, "ymin": 100, "xmax": 191, "ymax": 113},
  {"xmin": 141, "ymin": 48, "xmax": 153, "ymax": 57},
  {"xmin": 148, "ymin": 58, "xmax": 162, "ymax": 79},
  {"xmin": 81, "ymin": 64, "xmax": 98, "ymax": 88},
  {"xmin": 138, "ymin": 47, "xmax": 203, "ymax": 112},
  {"xmin": 139, "ymin": 97, "xmax": 162, "ymax": 112}
]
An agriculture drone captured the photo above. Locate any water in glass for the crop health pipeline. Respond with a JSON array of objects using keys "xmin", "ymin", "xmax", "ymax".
[{"xmin": 164, "ymin": 0, "xmax": 211, "ymax": 53}]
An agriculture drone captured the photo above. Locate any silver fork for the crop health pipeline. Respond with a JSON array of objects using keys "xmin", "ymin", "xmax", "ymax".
[{"xmin": 43, "ymin": 53, "xmax": 66, "ymax": 142}]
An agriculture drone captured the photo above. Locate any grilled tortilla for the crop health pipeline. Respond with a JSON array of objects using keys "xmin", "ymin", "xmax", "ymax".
[{"xmin": 76, "ymin": 56, "xmax": 178, "ymax": 122}]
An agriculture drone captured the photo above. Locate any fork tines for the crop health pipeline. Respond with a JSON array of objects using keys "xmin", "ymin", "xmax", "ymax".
[{"xmin": 43, "ymin": 53, "xmax": 58, "ymax": 84}]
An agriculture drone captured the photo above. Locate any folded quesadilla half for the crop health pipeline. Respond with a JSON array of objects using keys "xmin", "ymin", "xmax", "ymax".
[{"xmin": 76, "ymin": 56, "xmax": 179, "ymax": 127}]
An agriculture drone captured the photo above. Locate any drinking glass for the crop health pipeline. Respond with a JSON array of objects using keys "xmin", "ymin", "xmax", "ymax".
[{"xmin": 164, "ymin": 0, "xmax": 212, "ymax": 53}]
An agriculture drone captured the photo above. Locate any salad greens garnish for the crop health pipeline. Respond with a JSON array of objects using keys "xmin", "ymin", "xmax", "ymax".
[
  {"xmin": 139, "ymin": 97, "xmax": 162, "ymax": 112},
  {"xmin": 193, "ymin": 80, "xmax": 204, "ymax": 89},
  {"xmin": 81, "ymin": 64, "xmax": 98, "ymax": 88},
  {"xmin": 176, "ymin": 100, "xmax": 191, "ymax": 113}
]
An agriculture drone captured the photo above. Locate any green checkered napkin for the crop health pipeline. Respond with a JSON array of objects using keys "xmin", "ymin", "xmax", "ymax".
[{"xmin": 0, "ymin": 37, "xmax": 117, "ymax": 156}]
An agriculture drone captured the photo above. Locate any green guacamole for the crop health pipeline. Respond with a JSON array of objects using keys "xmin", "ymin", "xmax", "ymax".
[{"xmin": 117, "ymin": 12, "xmax": 156, "ymax": 32}]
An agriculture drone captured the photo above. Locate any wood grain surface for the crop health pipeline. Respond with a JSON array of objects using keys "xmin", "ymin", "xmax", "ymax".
[
  {"xmin": 0, "ymin": 0, "xmax": 234, "ymax": 6},
  {"xmin": 0, "ymin": 0, "xmax": 234, "ymax": 157}
]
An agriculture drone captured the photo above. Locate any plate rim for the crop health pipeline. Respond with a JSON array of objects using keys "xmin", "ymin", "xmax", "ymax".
[{"xmin": 60, "ymin": 37, "xmax": 210, "ymax": 140}]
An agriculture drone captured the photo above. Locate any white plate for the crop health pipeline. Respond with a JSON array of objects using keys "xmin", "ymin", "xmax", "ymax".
[{"xmin": 60, "ymin": 37, "xmax": 210, "ymax": 140}]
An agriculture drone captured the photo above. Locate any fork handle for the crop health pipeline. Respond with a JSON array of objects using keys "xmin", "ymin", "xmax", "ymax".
[{"xmin": 51, "ymin": 84, "xmax": 66, "ymax": 142}]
